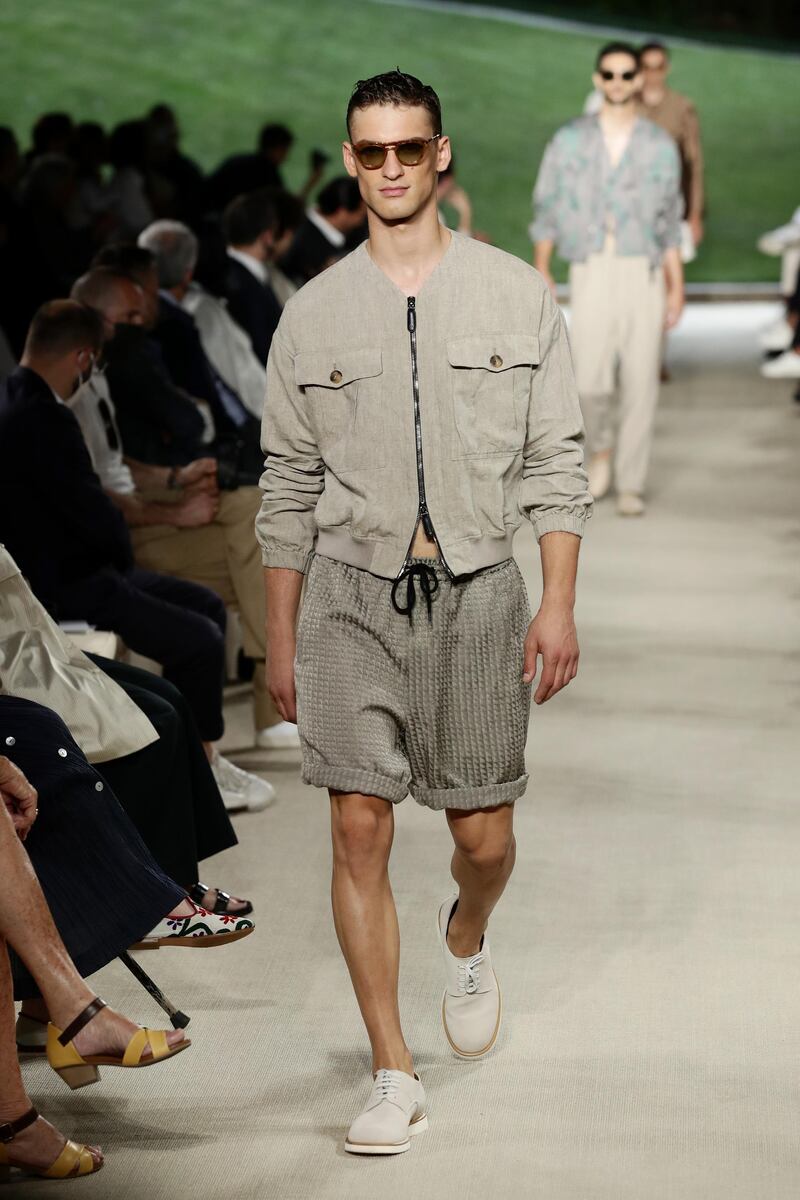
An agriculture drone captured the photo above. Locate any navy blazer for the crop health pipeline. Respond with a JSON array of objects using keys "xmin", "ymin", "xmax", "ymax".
[
  {"xmin": 223, "ymin": 256, "xmax": 282, "ymax": 367},
  {"xmin": 0, "ymin": 366, "xmax": 133, "ymax": 609}
]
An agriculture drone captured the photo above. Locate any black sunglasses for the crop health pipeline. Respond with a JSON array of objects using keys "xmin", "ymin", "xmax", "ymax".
[
  {"xmin": 600, "ymin": 69, "xmax": 637, "ymax": 82},
  {"xmin": 352, "ymin": 135, "xmax": 441, "ymax": 170}
]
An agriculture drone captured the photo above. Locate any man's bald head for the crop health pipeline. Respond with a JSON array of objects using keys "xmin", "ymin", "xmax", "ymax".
[{"xmin": 70, "ymin": 267, "xmax": 145, "ymax": 328}]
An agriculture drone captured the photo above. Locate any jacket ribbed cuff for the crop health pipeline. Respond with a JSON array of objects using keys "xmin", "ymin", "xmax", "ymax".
[
  {"xmin": 260, "ymin": 547, "xmax": 313, "ymax": 573},
  {"xmin": 531, "ymin": 511, "xmax": 588, "ymax": 541}
]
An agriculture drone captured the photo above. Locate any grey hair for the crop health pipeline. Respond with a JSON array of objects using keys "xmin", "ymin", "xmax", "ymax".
[{"xmin": 138, "ymin": 219, "xmax": 198, "ymax": 288}]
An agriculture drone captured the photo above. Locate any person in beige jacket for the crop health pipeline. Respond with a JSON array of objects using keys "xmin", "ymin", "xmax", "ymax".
[{"xmin": 257, "ymin": 70, "xmax": 591, "ymax": 1154}]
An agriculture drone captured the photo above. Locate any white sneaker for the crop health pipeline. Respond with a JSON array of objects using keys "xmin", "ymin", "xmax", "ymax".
[
  {"xmin": 345, "ymin": 1069, "xmax": 428, "ymax": 1155},
  {"xmin": 587, "ymin": 452, "xmax": 612, "ymax": 500},
  {"xmin": 761, "ymin": 349, "xmax": 800, "ymax": 379},
  {"xmin": 758, "ymin": 317, "xmax": 795, "ymax": 352},
  {"xmin": 437, "ymin": 895, "xmax": 501, "ymax": 1058},
  {"xmin": 211, "ymin": 751, "xmax": 276, "ymax": 812},
  {"xmin": 757, "ymin": 209, "xmax": 800, "ymax": 256},
  {"xmin": 616, "ymin": 492, "xmax": 646, "ymax": 517},
  {"xmin": 254, "ymin": 720, "xmax": 300, "ymax": 750}
]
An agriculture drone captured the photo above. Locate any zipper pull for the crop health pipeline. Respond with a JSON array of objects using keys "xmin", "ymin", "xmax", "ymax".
[
  {"xmin": 420, "ymin": 506, "xmax": 435, "ymax": 540},
  {"xmin": 407, "ymin": 296, "xmax": 416, "ymax": 332}
]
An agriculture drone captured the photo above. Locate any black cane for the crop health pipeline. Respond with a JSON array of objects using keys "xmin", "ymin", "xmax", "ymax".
[{"xmin": 118, "ymin": 952, "xmax": 191, "ymax": 1029}]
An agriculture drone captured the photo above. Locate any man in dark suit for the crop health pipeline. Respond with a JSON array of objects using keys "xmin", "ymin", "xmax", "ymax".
[
  {"xmin": 0, "ymin": 300, "xmax": 227, "ymax": 746},
  {"xmin": 205, "ymin": 122, "xmax": 324, "ymax": 215},
  {"xmin": 279, "ymin": 176, "xmax": 366, "ymax": 287},
  {"xmin": 222, "ymin": 190, "xmax": 284, "ymax": 366}
]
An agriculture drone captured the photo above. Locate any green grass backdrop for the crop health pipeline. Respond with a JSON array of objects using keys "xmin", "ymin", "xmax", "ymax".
[{"xmin": 1, "ymin": 0, "xmax": 797, "ymax": 281}]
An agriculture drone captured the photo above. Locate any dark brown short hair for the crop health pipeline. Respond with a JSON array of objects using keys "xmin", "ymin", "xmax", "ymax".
[
  {"xmin": 24, "ymin": 300, "xmax": 104, "ymax": 358},
  {"xmin": 346, "ymin": 70, "xmax": 442, "ymax": 139},
  {"xmin": 595, "ymin": 41, "xmax": 640, "ymax": 72}
]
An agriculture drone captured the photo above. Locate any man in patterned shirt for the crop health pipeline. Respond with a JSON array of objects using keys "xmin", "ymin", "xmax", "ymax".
[{"xmin": 531, "ymin": 42, "xmax": 684, "ymax": 516}]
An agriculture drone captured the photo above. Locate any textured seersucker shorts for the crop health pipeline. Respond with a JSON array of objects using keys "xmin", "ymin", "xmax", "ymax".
[{"xmin": 295, "ymin": 554, "xmax": 532, "ymax": 811}]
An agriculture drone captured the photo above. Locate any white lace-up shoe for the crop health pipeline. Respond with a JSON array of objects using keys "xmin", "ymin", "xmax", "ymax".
[
  {"xmin": 345, "ymin": 1069, "xmax": 428, "ymax": 1155},
  {"xmin": 211, "ymin": 751, "xmax": 276, "ymax": 812},
  {"xmin": 255, "ymin": 720, "xmax": 301, "ymax": 750},
  {"xmin": 761, "ymin": 349, "xmax": 800, "ymax": 379},
  {"xmin": 437, "ymin": 895, "xmax": 501, "ymax": 1058}
]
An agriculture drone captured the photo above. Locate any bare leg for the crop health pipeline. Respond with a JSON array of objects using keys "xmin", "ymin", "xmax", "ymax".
[
  {"xmin": 330, "ymin": 791, "xmax": 413, "ymax": 1076},
  {"xmin": 0, "ymin": 937, "xmax": 103, "ymax": 1171},
  {"xmin": 0, "ymin": 803, "xmax": 183, "ymax": 1061},
  {"xmin": 445, "ymin": 805, "xmax": 516, "ymax": 957}
]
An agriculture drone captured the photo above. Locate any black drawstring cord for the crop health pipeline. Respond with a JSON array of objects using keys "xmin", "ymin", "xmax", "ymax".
[{"xmin": 391, "ymin": 562, "xmax": 439, "ymax": 624}]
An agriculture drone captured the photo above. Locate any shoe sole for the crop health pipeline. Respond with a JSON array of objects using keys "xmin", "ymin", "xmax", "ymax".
[
  {"xmin": 344, "ymin": 1113, "xmax": 428, "ymax": 1155},
  {"xmin": 437, "ymin": 900, "xmax": 502, "ymax": 1058},
  {"xmin": 440, "ymin": 978, "xmax": 502, "ymax": 1058},
  {"xmin": 130, "ymin": 926, "xmax": 255, "ymax": 950}
]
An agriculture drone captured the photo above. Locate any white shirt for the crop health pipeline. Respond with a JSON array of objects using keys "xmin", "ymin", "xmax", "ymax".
[
  {"xmin": 226, "ymin": 247, "xmax": 268, "ymax": 285},
  {"xmin": 68, "ymin": 373, "xmax": 136, "ymax": 495},
  {"xmin": 306, "ymin": 207, "xmax": 346, "ymax": 248}
]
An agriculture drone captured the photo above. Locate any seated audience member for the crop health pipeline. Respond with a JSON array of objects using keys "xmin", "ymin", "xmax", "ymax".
[
  {"xmin": 205, "ymin": 121, "xmax": 323, "ymax": 214},
  {"xmin": 27, "ymin": 112, "xmax": 74, "ymax": 164},
  {"xmin": 0, "ymin": 544, "xmax": 269, "ymax": 865},
  {"xmin": 0, "ymin": 762, "xmax": 189, "ymax": 1180},
  {"xmin": 70, "ymin": 121, "xmax": 115, "ymax": 234},
  {"xmin": 107, "ymin": 119, "xmax": 154, "ymax": 238},
  {"xmin": 279, "ymin": 176, "xmax": 366, "ymax": 286},
  {"xmin": 77, "ymin": 259, "xmax": 206, "ymax": 464},
  {"xmin": 64, "ymin": 282, "xmax": 295, "ymax": 750},
  {"xmin": 140, "ymin": 218, "xmax": 267, "ymax": 418},
  {"xmin": 222, "ymin": 190, "xmax": 285, "ymax": 364},
  {"xmin": 0, "ymin": 301, "xmax": 275, "ymax": 797},
  {"xmin": 134, "ymin": 223, "xmax": 262, "ymax": 449},
  {"xmin": 145, "ymin": 103, "xmax": 205, "ymax": 225}
]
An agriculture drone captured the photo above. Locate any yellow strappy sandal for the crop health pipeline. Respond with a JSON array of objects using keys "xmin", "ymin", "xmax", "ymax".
[
  {"xmin": 0, "ymin": 1106, "xmax": 102, "ymax": 1180},
  {"xmin": 47, "ymin": 997, "xmax": 191, "ymax": 1090}
]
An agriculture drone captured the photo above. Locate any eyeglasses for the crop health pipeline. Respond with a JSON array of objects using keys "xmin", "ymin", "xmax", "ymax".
[
  {"xmin": 352, "ymin": 134, "xmax": 440, "ymax": 170},
  {"xmin": 599, "ymin": 69, "xmax": 637, "ymax": 82}
]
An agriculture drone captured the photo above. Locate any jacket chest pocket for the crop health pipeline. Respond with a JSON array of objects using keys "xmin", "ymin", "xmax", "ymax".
[
  {"xmin": 295, "ymin": 347, "xmax": 385, "ymax": 471},
  {"xmin": 447, "ymin": 335, "xmax": 539, "ymax": 458}
]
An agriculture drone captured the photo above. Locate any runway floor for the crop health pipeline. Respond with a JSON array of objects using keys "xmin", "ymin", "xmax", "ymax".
[{"xmin": 13, "ymin": 303, "xmax": 800, "ymax": 1200}]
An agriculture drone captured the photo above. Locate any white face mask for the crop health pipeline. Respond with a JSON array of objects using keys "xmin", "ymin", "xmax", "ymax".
[{"xmin": 72, "ymin": 351, "xmax": 97, "ymax": 396}]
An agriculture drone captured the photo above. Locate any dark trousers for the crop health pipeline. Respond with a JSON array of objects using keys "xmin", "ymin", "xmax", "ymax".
[
  {"xmin": 57, "ymin": 566, "xmax": 226, "ymax": 741},
  {"xmin": 89, "ymin": 656, "xmax": 237, "ymax": 887}
]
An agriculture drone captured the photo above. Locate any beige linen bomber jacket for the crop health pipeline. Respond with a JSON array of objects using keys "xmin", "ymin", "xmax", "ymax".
[{"xmin": 256, "ymin": 231, "xmax": 591, "ymax": 581}]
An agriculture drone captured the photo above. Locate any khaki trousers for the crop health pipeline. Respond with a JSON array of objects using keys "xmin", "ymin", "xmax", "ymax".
[
  {"xmin": 569, "ymin": 239, "xmax": 665, "ymax": 496},
  {"xmin": 131, "ymin": 486, "xmax": 279, "ymax": 730}
]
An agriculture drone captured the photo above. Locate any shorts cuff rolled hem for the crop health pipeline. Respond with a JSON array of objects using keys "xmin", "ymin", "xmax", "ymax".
[
  {"xmin": 302, "ymin": 762, "xmax": 408, "ymax": 803},
  {"xmin": 410, "ymin": 774, "xmax": 529, "ymax": 812}
]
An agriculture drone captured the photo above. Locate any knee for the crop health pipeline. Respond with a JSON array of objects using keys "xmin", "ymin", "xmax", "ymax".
[
  {"xmin": 454, "ymin": 831, "xmax": 515, "ymax": 876},
  {"xmin": 331, "ymin": 798, "xmax": 393, "ymax": 877}
]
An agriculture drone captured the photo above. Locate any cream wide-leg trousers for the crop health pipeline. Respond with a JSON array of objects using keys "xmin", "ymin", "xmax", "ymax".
[{"xmin": 568, "ymin": 238, "xmax": 666, "ymax": 496}]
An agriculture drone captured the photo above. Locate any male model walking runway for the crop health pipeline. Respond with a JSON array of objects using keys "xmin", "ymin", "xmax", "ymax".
[
  {"xmin": 531, "ymin": 43, "xmax": 683, "ymax": 516},
  {"xmin": 257, "ymin": 70, "xmax": 591, "ymax": 1155}
]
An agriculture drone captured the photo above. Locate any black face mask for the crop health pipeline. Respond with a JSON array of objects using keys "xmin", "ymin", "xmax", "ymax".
[{"xmin": 104, "ymin": 322, "xmax": 147, "ymax": 360}]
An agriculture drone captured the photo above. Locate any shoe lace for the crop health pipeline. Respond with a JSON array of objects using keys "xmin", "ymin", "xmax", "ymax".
[
  {"xmin": 458, "ymin": 953, "xmax": 484, "ymax": 995},
  {"xmin": 374, "ymin": 1069, "xmax": 400, "ymax": 1101}
]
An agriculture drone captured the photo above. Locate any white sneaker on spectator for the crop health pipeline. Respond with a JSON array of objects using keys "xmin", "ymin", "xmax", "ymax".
[
  {"xmin": 211, "ymin": 751, "xmax": 276, "ymax": 812},
  {"xmin": 758, "ymin": 318, "xmax": 795, "ymax": 352},
  {"xmin": 345, "ymin": 1070, "xmax": 428, "ymax": 1155},
  {"xmin": 255, "ymin": 720, "xmax": 300, "ymax": 750},
  {"xmin": 757, "ymin": 208, "xmax": 800, "ymax": 256},
  {"xmin": 761, "ymin": 349, "xmax": 800, "ymax": 379}
]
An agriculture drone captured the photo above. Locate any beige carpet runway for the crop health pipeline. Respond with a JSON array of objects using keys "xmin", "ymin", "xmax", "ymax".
[{"xmin": 14, "ymin": 304, "xmax": 800, "ymax": 1200}]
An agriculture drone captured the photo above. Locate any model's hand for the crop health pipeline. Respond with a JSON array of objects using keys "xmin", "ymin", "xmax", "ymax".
[
  {"xmin": 173, "ymin": 492, "xmax": 219, "ymax": 528},
  {"xmin": 0, "ymin": 755, "xmax": 38, "ymax": 841},
  {"xmin": 688, "ymin": 213, "xmax": 704, "ymax": 247},
  {"xmin": 177, "ymin": 458, "xmax": 218, "ymax": 496},
  {"xmin": 522, "ymin": 604, "xmax": 579, "ymax": 705},
  {"xmin": 266, "ymin": 636, "xmax": 297, "ymax": 724},
  {"xmin": 664, "ymin": 284, "xmax": 685, "ymax": 331}
]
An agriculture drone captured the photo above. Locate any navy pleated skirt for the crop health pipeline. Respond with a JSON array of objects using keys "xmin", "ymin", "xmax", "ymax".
[{"xmin": 1, "ymin": 696, "xmax": 184, "ymax": 1000}]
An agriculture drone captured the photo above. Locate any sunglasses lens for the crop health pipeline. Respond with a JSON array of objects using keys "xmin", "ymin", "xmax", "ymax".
[
  {"xmin": 622, "ymin": 71, "xmax": 636, "ymax": 80},
  {"xmin": 357, "ymin": 145, "xmax": 386, "ymax": 169},
  {"xmin": 396, "ymin": 140, "xmax": 426, "ymax": 165}
]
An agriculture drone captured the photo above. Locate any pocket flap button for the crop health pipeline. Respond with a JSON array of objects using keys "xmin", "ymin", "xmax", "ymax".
[
  {"xmin": 330, "ymin": 368, "xmax": 343, "ymax": 384},
  {"xmin": 490, "ymin": 354, "xmax": 503, "ymax": 368}
]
